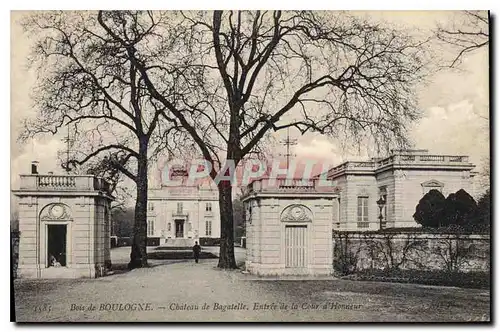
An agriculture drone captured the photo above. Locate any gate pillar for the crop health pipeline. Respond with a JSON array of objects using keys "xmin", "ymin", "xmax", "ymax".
[
  {"xmin": 242, "ymin": 178, "xmax": 337, "ymax": 276},
  {"xmin": 13, "ymin": 173, "xmax": 114, "ymax": 279}
]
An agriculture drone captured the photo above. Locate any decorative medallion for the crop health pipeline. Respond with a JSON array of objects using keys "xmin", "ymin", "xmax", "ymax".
[
  {"xmin": 51, "ymin": 205, "xmax": 65, "ymax": 218},
  {"xmin": 281, "ymin": 204, "xmax": 313, "ymax": 222},
  {"xmin": 41, "ymin": 203, "xmax": 71, "ymax": 220},
  {"xmin": 291, "ymin": 206, "xmax": 304, "ymax": 218}
]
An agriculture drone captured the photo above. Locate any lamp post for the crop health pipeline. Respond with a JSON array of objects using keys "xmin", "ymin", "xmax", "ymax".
[{"xmin": 377, "ymin": 196, "xmax": 386, "ymax": 230}]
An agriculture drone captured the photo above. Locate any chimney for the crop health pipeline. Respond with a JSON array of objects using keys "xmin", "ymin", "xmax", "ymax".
[{"xmin": 31, "ymin": 161, "xmax": 39, "ymax": 175}]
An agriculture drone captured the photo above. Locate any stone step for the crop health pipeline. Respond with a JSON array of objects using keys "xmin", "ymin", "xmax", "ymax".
[{"xmin": 162, "ymin": 238, "xmax": 196, "ymax": 247}]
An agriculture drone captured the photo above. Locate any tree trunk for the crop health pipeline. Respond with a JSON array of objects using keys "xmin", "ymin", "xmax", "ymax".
[
  {"xmin": 217, "ymin": 183, "xmax": 238, "ymax": 269},
  {"xmin": 128, "ymin": 141, "xmax": 149, "ymax": 269}
]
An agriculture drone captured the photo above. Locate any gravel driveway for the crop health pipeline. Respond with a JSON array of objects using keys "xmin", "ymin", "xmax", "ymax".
[{"xmin": 13, "ymin": 247, "xmax": 490, "ymax": 322}]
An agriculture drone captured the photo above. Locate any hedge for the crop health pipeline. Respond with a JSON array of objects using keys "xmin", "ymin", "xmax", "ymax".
[
  {"xmin": 199, "ymin": 237, "xmax": 220, "ymax": 246},
  {"xmin": 341, "ymin": 269, "xmax": 489, "ymax": 289}
]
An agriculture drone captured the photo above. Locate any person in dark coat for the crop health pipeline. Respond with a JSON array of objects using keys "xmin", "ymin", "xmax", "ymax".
[{"xmin": 193, "ymin": 241, "xmax": 201, "ymax": 263}]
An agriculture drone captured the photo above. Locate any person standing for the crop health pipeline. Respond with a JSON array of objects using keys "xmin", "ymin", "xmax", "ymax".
[{"xmin": 193, "ymin": 241, "xmax": 201, "ymax": 263}]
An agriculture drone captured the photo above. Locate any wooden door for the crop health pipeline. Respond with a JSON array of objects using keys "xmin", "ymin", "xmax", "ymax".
[{"xmin": 285, "ymin": 225, "xmax": 306, "ymax": 268}]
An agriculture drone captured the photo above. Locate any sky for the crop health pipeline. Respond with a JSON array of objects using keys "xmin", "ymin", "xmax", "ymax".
[
  {"xmin": 273, "ymin": 11, "xmax": 489, "ymax": 172},
  {"xmin": 10, "ymin": 10, "xmax": 490, "ymax": 194}
]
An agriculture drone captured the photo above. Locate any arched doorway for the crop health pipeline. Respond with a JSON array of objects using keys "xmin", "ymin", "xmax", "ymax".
[{"xmin": 39, "ymin": 203, "xmax": 72, "ymax": 269}]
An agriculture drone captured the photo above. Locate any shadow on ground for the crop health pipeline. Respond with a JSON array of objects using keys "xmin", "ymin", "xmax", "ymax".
[
  {"xmin": 106, "ymin": 246, "xmax": 220, "ymax": 276},
  {"xmin": 148, "ymin": 251, "xmax": 218, "ymax": 260},
  {"xmin": 109, "ymin": 258, "xmax": 214, "ymax": 276}
]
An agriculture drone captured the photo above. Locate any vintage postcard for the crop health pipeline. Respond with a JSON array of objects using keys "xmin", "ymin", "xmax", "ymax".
[{"xmin": 11, "ymin": 10, "xmax": 490, "ymax": 322}]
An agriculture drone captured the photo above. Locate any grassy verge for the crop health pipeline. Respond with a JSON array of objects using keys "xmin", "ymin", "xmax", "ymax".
[{"xmin": 340, "ymin": 269, "xmax": 489, "ymax": 289}]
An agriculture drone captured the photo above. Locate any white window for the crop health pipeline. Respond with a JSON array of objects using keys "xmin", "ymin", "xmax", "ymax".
[
  {"xmin": 205, "ymin": 220, "xmax": 212, "ymax": 236},
  {"xmin": 147, "ymin": 220, "xmax": 155, "ymax": 236},
  {"xmin": 148, "ymin": 203, "xmax": 154, "ymax": 211},
  {"xmin": 177, "ymin": 202, "xmax": 183, "ymax": 214},
  {"xmin": 357, "ymin": 196, "xmax": 369, "ymax": 228},
  {"xmin": 206, "ymin": 202, "xmax": 212, "ymax": 212}
]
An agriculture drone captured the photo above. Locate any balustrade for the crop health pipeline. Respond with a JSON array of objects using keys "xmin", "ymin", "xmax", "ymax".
[
  {"xmin": 37, "ymin": 175, "xmax": 76, "ymax": 188},
  {"xmin": 19, "ymin": 174, "xmax": 111, "ymax": 194},
  {"xmin": 377, "ymin": 154, "xmax": 469, "ymax": 166},
  {"xmin": 448, "ymin": 156, "xmax": 468, "ymax": 162},
  {"xmin": 419, "ymin": 155, "xmax": 445, "ymax": 162},
  {"xmin": 245, "ymin": 178, "xmax": 334, "ymax": 195},
  {"xmin": 400, "ymin": 155, "xmax": 416, "ymax": 162}
]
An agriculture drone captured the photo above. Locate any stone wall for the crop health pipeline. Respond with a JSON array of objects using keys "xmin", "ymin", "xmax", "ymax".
[{"xmin": 333, "ymin": 231, "xmax": 490, "ymax": 274}]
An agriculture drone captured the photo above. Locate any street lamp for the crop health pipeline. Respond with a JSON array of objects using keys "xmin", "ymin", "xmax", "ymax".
[{"xmin": 377, "ymin": 196, "xmax": 386, "ymax": 230}]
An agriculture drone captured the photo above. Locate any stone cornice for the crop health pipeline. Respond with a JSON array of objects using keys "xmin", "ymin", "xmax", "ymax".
[
  {"xmin": 242, "ymin": 192, "xmax": 338, "ymax": 202},
  {"xmin": 12, "ymin": 190, "xmax": 114, "ymax": 200},
  {"xmin": 148, "ymin": 195, "xmax": 218, "ymax": 201},
  {"xmin": 328, "ymin": 159, "xmax": 475, "ymax": 180},
  {"xmin": 375, "ymin": 163, "xmax": 475, "ymax": 174}
]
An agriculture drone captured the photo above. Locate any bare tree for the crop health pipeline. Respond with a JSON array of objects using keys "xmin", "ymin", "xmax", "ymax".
[
  {"xmin": 365, "ymin": 233, "xmax": 427, "ymax": 271},
  {"xmin": 433, "ymin": 236, "xmax": 475, "ymax": 272},
  {"xmin": 84, "ymin": 153, "xmax": 134, "ymax": 212},
  {"xmin": 114, "ymin": 10, "xmax": 430, "ymax": 268},
  {"xmin": 437, "ymin": 11, "xmax": 489, "ymax": 68},
  {"xmin": 19, "ymin": 11, "xmax": 187, "ymax": 269},
  {"xmin": 333, "ymin": 232, "xmax": 361, "ymax": 275},
  {"xmin": 436, "ymin": 11, "xmax": 490, "ymax": 192}
]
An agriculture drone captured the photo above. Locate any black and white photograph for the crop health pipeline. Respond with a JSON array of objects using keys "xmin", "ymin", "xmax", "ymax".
[{"xmin": 9, "ymin": 8, "xmax": 491, "ymax": 323}]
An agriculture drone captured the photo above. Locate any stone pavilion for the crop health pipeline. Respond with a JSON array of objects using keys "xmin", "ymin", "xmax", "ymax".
[{"xmin": 13, "ymin": 165, "xmax": 114, "ymax": 279}]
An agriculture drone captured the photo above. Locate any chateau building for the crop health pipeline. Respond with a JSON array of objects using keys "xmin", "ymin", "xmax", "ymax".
[
  {"xmin": 147, "ymin": 168, "xmax": 221, "ymax": 246},
  {"xmin": 326, "ymin": 149, "xmax": 476, "ymax": 230}
]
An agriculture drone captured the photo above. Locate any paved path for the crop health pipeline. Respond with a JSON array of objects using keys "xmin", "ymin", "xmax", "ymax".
[{"xmin": 14, "ymin": 247, "xmax": 490, "ymax": 322}]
